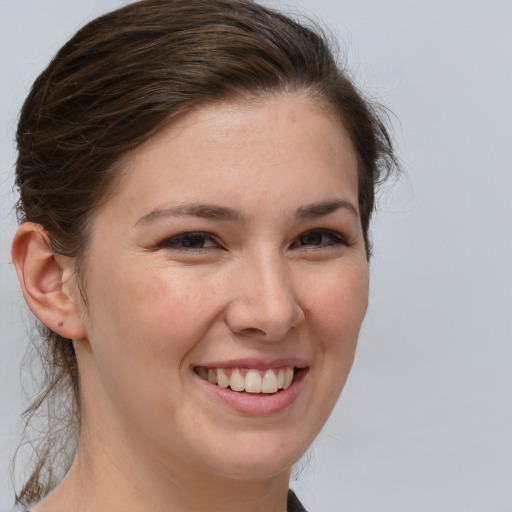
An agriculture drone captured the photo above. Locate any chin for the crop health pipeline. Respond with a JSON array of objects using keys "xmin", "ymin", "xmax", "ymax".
[
  {"xmin": 213, "ymin": 455, "xmax": 295, "ymax": 482},
  {"xmin": 197, "ymin": 429, "xmax": 311, "ymax": 481}
]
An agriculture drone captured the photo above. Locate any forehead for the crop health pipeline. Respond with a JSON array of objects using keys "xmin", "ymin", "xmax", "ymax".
[{"xmin": 103, "ymin": 93, "xmax": 359, "ymax": 220}]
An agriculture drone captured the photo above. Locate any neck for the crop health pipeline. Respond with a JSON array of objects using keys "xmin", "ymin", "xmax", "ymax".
[{"xmin": 35, "ymin": 420, "xmax": 291, "ymax": 512}]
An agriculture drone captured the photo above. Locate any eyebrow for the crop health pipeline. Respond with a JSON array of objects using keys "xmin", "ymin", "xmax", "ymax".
[
  {"xmin": 135, "ymin": 199, "xmax": 359, "ymax": 226},
  {"xmin": 135, "ymin": 203, "xmax": 243, "ymax": 225},
  {"xmin": 295, "ymin": 199, "xmax": 359, "ymax": 219}
]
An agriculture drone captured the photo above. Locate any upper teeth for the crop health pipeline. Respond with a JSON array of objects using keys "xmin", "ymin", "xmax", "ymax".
[{"xmin": 197, "ymin": 366, "xmax": 294, "ymax": 394}]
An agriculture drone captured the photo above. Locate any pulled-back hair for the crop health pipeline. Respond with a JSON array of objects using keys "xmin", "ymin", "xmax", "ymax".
[{"xmin": 13, "ymin": 0, "xmax": 396, "ymax": 505}]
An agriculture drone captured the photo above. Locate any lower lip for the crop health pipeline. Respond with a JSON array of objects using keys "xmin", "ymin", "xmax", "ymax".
[{"xmin": 196, "ymin": 369, "xmax": 308, "ymax": 416}]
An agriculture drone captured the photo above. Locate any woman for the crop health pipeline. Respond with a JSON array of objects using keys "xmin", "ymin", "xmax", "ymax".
[{"xmin": 10, "ymin": 0, "xmax": 396, "ymax": 511}]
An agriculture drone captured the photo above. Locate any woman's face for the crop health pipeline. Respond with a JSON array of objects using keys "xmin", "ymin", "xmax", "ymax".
[{"xmin": 74, "ymin": 93, "xmax": 369, "ymax": 482}]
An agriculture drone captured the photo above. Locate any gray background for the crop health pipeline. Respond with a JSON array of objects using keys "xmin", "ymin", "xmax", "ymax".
[{"xmin": 1, "ymin": 1, "xmax": 511, "ymax": 511}]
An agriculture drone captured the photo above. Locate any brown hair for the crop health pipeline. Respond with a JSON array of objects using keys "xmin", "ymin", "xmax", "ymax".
[{"xmin": 13, "ymin": 0, "xmax": 397, "ymax": 505}]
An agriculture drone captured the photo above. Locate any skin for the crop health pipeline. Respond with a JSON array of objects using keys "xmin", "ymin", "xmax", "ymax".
[{"xmin": 14, "ymin": 93, "xmax": 369, "ymax": 512}]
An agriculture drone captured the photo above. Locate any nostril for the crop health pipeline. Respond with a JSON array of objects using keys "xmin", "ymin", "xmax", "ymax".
[{"xmin": 239, "ymin": 327, "xmax": 267, "ymax": 337}]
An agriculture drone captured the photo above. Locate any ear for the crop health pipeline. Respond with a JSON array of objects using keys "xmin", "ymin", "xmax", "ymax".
[{"xmin": 11, "ymin": 222, "xmax": 87, "ymax": 340}]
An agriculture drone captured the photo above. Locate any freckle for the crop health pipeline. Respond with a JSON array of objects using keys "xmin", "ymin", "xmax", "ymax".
[{"xmin": 58, "ymin": 321, "xmax": 64, "ymax": 327}]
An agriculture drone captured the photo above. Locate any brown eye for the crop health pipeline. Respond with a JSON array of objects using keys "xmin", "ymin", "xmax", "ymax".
[
  {"xmin": 291, "ymin": 229, "xmax": 346, "ymax": 249},
  {"xmin": 179, "ymin": 234, "xmax": 208, "ymax": 248},
  {"xmin": 160, "ymin": 233, "xmax": 219, "ymax": 250},
  {"xmin": 299, "ymin": 231, "xmax": 323, "ymax": 246}
]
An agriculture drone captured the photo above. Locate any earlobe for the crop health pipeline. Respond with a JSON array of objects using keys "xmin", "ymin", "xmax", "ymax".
[{"xmin": 11, "ymin": 222, "xmax": 87, "ymax": 340}]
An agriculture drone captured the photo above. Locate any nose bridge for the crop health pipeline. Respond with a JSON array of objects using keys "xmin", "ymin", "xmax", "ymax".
[{"xmin": 225, "ymin": 246, "xmax": 304, "ymax": 339}]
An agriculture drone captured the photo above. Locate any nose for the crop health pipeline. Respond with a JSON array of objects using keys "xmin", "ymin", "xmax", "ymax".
[{"xmin": 224, "ymin": 254, "xmax": 305, "ymax": 341}]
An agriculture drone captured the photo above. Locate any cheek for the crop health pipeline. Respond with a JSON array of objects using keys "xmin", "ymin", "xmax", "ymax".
[
  {"xmin": 79, "ymin": 262, "xmax": 223, "ymax": 425},
  {"xmin": 83, "ymin": 260, "xmax": 225, "ymax": 368},
  {"xmin": 302, "ymin": 261, "xmax": 368, "ymax": 390},
  {"xmin": 303, "ymin": 260, "xmax": 369, "ymax": 336}
]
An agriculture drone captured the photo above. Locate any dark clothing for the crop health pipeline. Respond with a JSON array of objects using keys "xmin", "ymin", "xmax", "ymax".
[{"xmin": 288, "ymin": 489, "xmax": 308, "ymax": 512}]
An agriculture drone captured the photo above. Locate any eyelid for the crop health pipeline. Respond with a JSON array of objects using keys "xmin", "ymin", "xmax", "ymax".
[
  {"xmin": 157, "ymin": 231, "xmax": 222, "ymax": 251},
  {"xmin": 290, "ymin": 228, "xmax": 348, "ymax": 249}
]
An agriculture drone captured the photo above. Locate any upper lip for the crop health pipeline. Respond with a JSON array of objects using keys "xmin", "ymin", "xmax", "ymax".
[{"xmin": 193, "ymin": 357, "xmax": 308, "ymax": 370}]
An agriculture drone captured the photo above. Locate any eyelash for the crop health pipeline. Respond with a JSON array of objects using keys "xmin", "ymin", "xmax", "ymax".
[
  {"xmin": 157, "ymin": 229, "xmax": 347, "ymax": 252},
  {"xmin": 158, "ymin": 232, "xmax": 221, "ymax": 251},
  {"xmin": 289, "ymin": 229, "xmax": 347, "ymax": 249}
]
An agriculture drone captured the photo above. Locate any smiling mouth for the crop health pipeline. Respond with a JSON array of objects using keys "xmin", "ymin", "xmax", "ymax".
[{"xmin": 195, "ymin": 366, "xmax": 298, "ymax": 394}]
